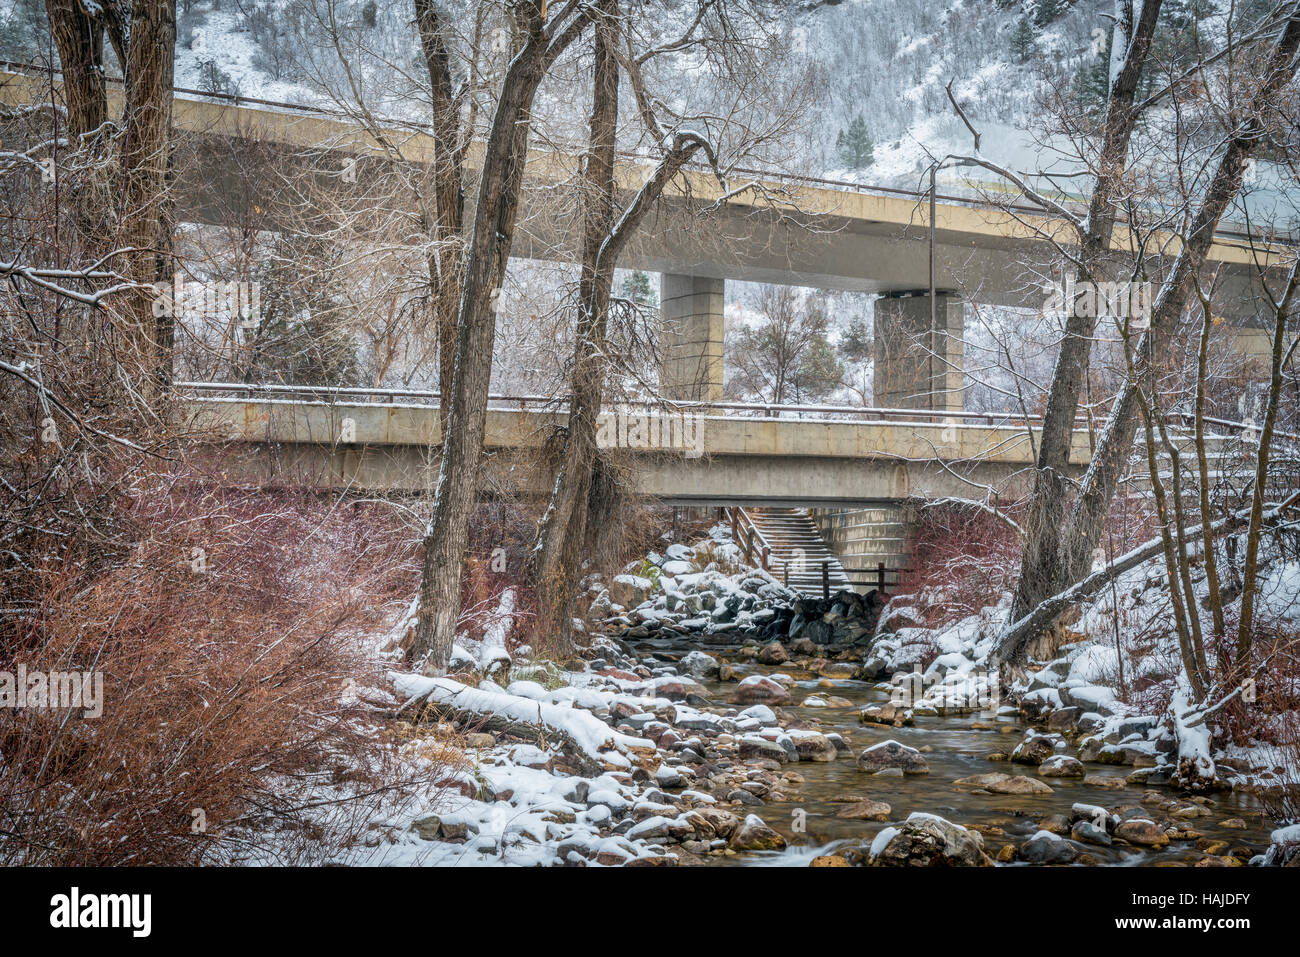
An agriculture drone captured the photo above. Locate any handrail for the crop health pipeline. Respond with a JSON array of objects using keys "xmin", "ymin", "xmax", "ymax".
[
  {"xmin": 721, "ymin": 506, "xmax": 774, "ymax": 573},
  {"xmin": 2, "ymin": 60, "xmax": 1291, "ymax": 246},
  {"xmin": 174, "ymin": 380, "xmax": 1081, "ymax": 427},
  {"xmin": 174, "ymin": 381, "xmax": 1286, "ymax": 439}
]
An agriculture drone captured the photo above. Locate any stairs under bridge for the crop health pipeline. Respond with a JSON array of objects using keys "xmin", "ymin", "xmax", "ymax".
[
  {"xmin": 725, "ymin": 506, "xmax": 854, "ymax": 596},
  {"xmin": 724, "ymin": 505, "xmax": 914, "ymax": 596}
]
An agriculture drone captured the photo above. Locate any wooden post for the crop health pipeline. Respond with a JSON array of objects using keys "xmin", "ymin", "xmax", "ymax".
[
  {"xmin": 877, "ymin": 561, "xmax": 886, "ymax": 593},
  {"xmin": 821, "ymin": 560, "xmax": 830, "ymax": 599}
]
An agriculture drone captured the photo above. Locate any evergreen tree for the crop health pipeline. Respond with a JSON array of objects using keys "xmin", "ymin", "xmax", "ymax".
[
  {"xmin": 621, "ymin": 270, "xmax": 657, "ymax": 309},
  {"xmin": 1010, "ymin": 16, "xmax": 1035, "ymax": 62},
  {"xmin": 1033, "ymin": 0, "xmax": 1064, "ymax": 27},
  {"xmin": 1077, "ymin": 27, "xmax": 1112, "ymax": 111},
  {"xmin": 836, "ymin": 114, "xmax": 874, "ymax": 170}
]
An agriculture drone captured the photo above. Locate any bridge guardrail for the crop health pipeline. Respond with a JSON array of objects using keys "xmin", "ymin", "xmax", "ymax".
[
  {"xmin": 3, "ymin": 61, "xmax": 1293, "ymax": 246},
  {"xmin": 175, "ymin": 381, "xmax": 1285, "ymax": 442}
]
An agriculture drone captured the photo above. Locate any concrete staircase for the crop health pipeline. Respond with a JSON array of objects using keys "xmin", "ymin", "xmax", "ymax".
[
  {"xmin": 747, "ymin": 507, "xmax": 853, "ymax": 596},
  {"xmin": 810, "ymin": 505, "xmax": 913, "ymax": 593}
]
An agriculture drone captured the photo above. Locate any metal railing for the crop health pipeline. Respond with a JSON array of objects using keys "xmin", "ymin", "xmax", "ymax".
[
  {"xmin": 175, "ymin": 381, "xmax": 1283, "ymax": 441},
  {"xmin": 176, "ymin": 380, "xmax": 1074, "ymax": 428},
  {"xmin": 722, "ymin": 506, "xmax": 774, "ymax": 573},
  {"xmin": 2, "ymin": 60, "xmax": 1292, "ymax": 246}
]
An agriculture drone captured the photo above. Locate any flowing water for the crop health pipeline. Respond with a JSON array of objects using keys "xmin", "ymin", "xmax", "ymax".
[{"xmin": 631, "ymin": 638, "xmax": 1276, "ymax": 866}]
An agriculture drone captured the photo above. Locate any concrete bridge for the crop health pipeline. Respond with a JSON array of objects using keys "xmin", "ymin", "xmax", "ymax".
[
  {"xmin": 2, "ymin": 66, "xmax": 1290, "ymax": 412},
  {"xmin": 179, "ymin": 382, "xmax": 1251, "ymax": 589},
  {"xmin": 180, "ymin": 383, "xmax": 1080, "ymax": 504}
]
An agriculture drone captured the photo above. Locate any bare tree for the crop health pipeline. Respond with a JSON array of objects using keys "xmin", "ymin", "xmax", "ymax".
[
  {"xmin": 525, "ymin": 0, "xmax": 812, "ymax": 649},
  {"xmin": 408, "ymin": 0, "xmax": 598, "ymax": 669},
  {"xmin": 1011, "ymin": 0, "xmax": 1165, "ymax": 621}
]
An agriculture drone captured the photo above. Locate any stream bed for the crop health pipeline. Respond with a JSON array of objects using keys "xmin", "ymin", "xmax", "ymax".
[{"xmin": 629, "ymin": 636, "xmax": 1275, "ymax": 866}]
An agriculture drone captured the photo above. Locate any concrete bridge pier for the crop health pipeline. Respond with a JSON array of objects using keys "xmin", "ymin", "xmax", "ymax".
[
  {"xmin": 659, "ymin": 274, "xmax": 725, "ymax": 401},
  {"xmin": 873, "ymin": 291, "xmax": 965, "ymax": 413}
]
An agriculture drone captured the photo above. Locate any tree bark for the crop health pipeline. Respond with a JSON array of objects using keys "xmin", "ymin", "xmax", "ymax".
[
  {"xmin": 1236, "ymin": 261, "xmax": 1300, "ymax": 675},
  {"xmin": 1011, "ymin": 0, "xmax": 1164, "ymax": 620},
  {"xmin": 44, "ymin": 0, "xmax": 108, "ymax": 141},
  {"xmin": 414, "ymin": 0, "xmax": 467, "ymax": 431},
  {"xmin": 527, "ymin": 0, "xmax": 621, "ymax": 652},
  {"xmin": 117, "ymin": 0, "xmax": 177, "ymax": 395},
  {"xmin": 408, "ymin": 3, "xmax": 596, "ymax": 670},
  {"xmin": 527, "ymin": 10, "xmax": 722, "ymax": 651},
  {"xmin": 1002, "ymin": 8, "xmax": 1300, "ymax": 665}
]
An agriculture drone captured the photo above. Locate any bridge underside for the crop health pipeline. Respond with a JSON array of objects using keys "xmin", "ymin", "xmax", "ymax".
[
  {"xmin": 204, "ymin": 442, "xmax": 1037, "ymax": 507},
  {"xmin": 184, "ymin": 397, "xmax": 1060, "ymax": 506}
]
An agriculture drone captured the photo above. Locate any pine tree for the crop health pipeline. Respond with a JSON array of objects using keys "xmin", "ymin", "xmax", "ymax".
[
  {"xmin": 1033, "ymin": 0, "xmax": 1064, "ymax": 27},
  {"xmin": 1010, "ymin": 16, "xmax": 1035, "ymax": 63},
  {"xmin": 837, "ymin": 114, "xmax": 874, "ymax": 170},
  {"xmin": 1077, "ymin": 28, "xmax": 1113, "ymax": 111},
  {"xmin": 621, "ymin": 270, "xmax": 657, "ymax": 310}
]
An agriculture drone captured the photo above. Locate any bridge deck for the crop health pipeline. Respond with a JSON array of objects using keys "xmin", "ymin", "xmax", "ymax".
[{"xmin": 178, "ymin": 385, "xmax": 1251, "ymax": 506}]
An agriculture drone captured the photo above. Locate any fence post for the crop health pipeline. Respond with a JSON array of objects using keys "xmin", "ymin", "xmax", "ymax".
[
  {"xmin": 877, "ymin": 561, "xmax": 886, "ymax": 593},
  {"xmin": 821, "ymin": 560, "xmax": 830, "ymax": 600}
]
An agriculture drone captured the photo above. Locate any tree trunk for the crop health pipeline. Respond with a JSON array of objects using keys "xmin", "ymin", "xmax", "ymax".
[
  {"xmin": 408, "ymin": 6, "xmax": 595, "ymax": 670},
  {"xmin": 528, "ymin": 0, "xmax": 620, "ymax": 652},
  {"xmin": 1011, "ymin": 0, "xmax": 1163, "ymax": 620},
  {"xmin": 1236, "ymin": 261, "xmax": 1300, "ymax": 675},
  {"xmin": 414, "ymin": 0, "xmax": 466, "ymax": 431},
  {"xmin": 118, "ymin": 0, "xmax": 177, "ymax": 395},
  {"xmin": 1002, "ymin": 9, "xmax": 1300, "ymax": 665},
  {"xmin": 44, "ymin": 0, "xmax": 108, "ymax": 141},
  {"xmin": 526, "ymin": 7, "xmax": 719, "ymax": 653}
]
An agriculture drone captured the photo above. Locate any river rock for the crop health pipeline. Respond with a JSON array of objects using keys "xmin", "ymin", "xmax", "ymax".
[
  {"xmin": 738, "ymin": 736, "xmax": 788, "ymax": 764},
  {"xmin": 788, "ymin": 730, "xmax": 837, "ymax": 762},
  {"xmin": 869, "ymin": 812, "xmax": 991, "ymax": 866},
  {"xmin": 1039, "ymin": 755, "xmax": 1086, "ymax": 777},
  {"xmin": 733, "ymin": 675, "xmax": 792, "ymax": 706},
  {"xmin": 729, "ymin": 813, "xmax": 787, "ymax": 851},
  {"xmin": 1082, "ymin": 774, "xmax": 1128, "ymax": 790},
  {"xmin": 1011, "ymin": 734, "xmax": 1058, "ymax": 764},
  {"xmin": 680, "ymin": 651, "xmax": 720, "ymax": 679},
  {"xmin": 788, "ymin": 637, "xmax": 819, "ymax": 656},
  {"xmin": 757, "ymin": 641, "xmax": 789, "ymax": 665},
  {"xmin": 609, "ymin": 574, "xmax": 653, "ymax": 608},
  {"xmin": 836, "ymin": 799, "xmax": 892, "ymax": 821},
  {"xmin": 1071, "ymin": 820, "xmax": 1112, "ymax": 846},
  {"xmin": 857, "ymin": 740, "xmax": 929, "ymax": 775},
  {"xmin": 1046, "ymin": 706, "xmax": 1082, "ymax": 732},
  {"xmin": 1019, "ymin": 830, "xmax": 1078, "ymax": 864},
  {"xmin": 1115, "ymin": 818, "xmax": 1168, "ymax": 847},
  {"xmin": 1040, "ymin": 814, "xmax": 1072, "ymax": 835},
  {"xmin": 810, "ymin": 854, "xmax": 850, "ymax": 866},
  {"xmin": 859, "ymin": 702, "xmax": 914, "ymax": 727},
  {"xmin": 737, "ymin": 703, "xmax": 777, "ymax": 723},
  {"xmin": 953, "ymin": 772, "xmax": 1052, "ymax": 794}
]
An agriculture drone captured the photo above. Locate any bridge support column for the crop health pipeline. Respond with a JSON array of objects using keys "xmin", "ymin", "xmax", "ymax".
[
  {"xmin": 873, "ymin": 291, "xmax": 964, "ymax": 412},
  {"xmin": 660, "ymin": 274, "xmax": 724, "ymax": 401}
]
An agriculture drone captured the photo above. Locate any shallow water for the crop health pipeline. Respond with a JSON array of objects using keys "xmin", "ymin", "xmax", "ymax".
[{"xmin": 632, "ymin": 639, "xmax": 1275, "ymax": 866}]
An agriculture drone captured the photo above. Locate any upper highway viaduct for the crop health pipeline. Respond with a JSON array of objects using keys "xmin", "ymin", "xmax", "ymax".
[{"xmin": 2, "ymin": 65, "xmax": 1291, "ymax": 412}]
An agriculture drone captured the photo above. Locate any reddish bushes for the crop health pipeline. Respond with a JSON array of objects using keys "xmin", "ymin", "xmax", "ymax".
[
  {"xmin": 898, "ymin": 502, "xmax": 1024, "ymax": 626},
  {"xmin": 0, "ymin": 472, "xmax": 448, "ymax": 865}
]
